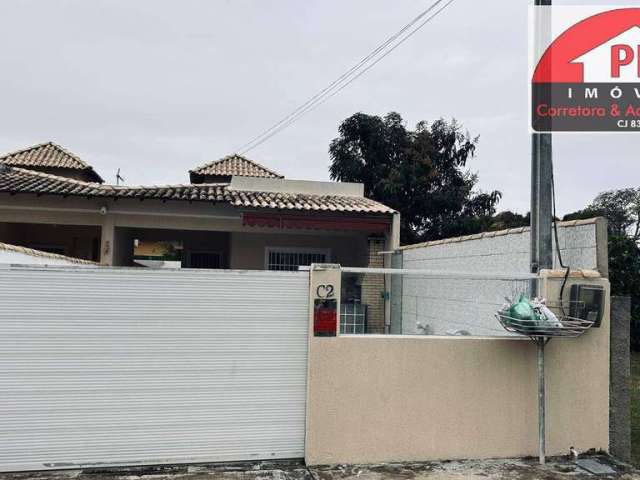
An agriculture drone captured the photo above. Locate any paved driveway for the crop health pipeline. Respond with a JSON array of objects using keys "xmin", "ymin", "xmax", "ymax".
[{"xmin": 0, "ymin": 456, "xmax": 638, "ymax": 480}]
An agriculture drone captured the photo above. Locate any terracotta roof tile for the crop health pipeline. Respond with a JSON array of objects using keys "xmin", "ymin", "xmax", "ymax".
[
  {"xmin": 0, "ymin": 142, "xmax": 104, "ymax": 182},
  {"xmin": 190, "ymin": 154, "xmax": 284, "ymax": 179},
  {"xmin": 0, "ymin": 242, "xmax": 97, "ymax": 265},
  {"xmin": 0, "ymin": 165, "xmax": 394, "ymax": 214}
]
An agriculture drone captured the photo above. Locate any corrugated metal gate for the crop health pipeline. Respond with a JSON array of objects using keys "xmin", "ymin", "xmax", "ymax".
[{"xmin": 0, "ymin": 266, "xmax": 309, "ymax": 472}]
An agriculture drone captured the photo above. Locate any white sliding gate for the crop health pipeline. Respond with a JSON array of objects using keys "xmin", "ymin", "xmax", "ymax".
[{"xmin": 0, "ymin": 266, "xmax": 310, "ymax": 472}]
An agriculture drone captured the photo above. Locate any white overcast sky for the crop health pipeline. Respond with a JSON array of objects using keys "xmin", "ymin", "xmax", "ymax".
[{"xmin": 0, "ymin": 0, "xmax": 637, "ymax": 215}]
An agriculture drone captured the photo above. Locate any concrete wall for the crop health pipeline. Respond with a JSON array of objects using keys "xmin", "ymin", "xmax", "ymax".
[
  {"xmin": 306, "ymin": 268, "xmax": 610, "ymax": 465},
  {"xmin": 397, "ymin": 218, "xmax": 608, "ymax": 336}
]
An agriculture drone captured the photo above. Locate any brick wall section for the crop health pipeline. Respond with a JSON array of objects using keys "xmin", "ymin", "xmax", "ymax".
[{"xmin": 361, "ymin": 237, "xmax": 385, "ymax": 334}]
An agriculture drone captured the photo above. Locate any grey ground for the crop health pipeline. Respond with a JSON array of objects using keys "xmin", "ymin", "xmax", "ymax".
[{"xmin": 1, "ymin": 456, "xmax": 639, "ymax": 480}]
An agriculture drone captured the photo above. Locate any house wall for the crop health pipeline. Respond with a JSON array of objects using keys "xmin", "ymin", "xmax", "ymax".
[
  {"xmin": 0, "ymin": 195, "xmax": 378, "ymax": 269},
  {"xmin": 306, "ymin": 267, "xmax": 610, "ymax": 464},
  {"xmin": 397, "ymin": 218, "xmax": 607, "ymax": 336},
  {"xmin": 230, "ymin": 231, "xmax": 369, "ymax": 270}
]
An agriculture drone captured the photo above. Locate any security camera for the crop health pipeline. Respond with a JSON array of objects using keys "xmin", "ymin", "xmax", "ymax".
[{"xmin": 99, "ymin": 206, "xmax": 108, "ymax": 215}]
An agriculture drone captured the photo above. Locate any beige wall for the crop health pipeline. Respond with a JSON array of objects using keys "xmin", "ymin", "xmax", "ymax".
[
  {"xmin": 0, "ymin": 195, "xmax": 379, "ymax": 268},
  {"xmin": 306, "ymin": 268, "xmax": 609, "ymax": 464},
  {"xmin": 230, "ymin": 231, "xmax": 368, "ymax": 270}
]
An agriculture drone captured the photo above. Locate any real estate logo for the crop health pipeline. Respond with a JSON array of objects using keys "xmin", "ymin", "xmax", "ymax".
[{"xmin": 531, "ymin": 6, "xmax": 640, "ymax": 132}]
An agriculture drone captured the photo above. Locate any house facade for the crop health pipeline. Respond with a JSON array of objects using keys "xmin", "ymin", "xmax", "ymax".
[{"xmin": 0, "ymin": 142, "xmax": 399, "ymax": 331}]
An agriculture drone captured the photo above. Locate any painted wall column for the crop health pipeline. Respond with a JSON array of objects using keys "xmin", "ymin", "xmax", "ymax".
[
  {"xmin": 384, "ymin": 212, "xmax": 402, "ymax": 333},
  {"xmin": 389, "ymin": 212, "xmax": 401, "ymax": 250},
  {"xmin": 361, "ymin": 238, "xmax": 386, "ymax": 334},
  {"xmin": 100, "ymin": 215, "xmax": 115, "ymax": 265}
]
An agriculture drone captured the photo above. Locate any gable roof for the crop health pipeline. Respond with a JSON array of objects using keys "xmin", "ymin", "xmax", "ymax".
[
  {"xmin": 0, "ymin": 142, "xmax": 104, "ymax": 183},
  {"xmin": 190, "ymin": 154, "xmax": 284, "ymax": 180},
  {"xmin": 0, "ymin": 165, "xmax": 394, "ymax": 214}
]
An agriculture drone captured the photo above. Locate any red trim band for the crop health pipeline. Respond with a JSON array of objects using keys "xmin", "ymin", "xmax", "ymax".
[{"xmin": 242, "ymin": 213, "xmax": 391, "ymax": 233}]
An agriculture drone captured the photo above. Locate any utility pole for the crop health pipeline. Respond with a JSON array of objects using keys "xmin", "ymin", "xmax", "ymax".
[
  {"xmin": 531, "ymin": 0, "xmax": 553, "ymax": 466},
  {"xmin": 531, "ymin": 0, "xmax": 553, "ymax": 279}
]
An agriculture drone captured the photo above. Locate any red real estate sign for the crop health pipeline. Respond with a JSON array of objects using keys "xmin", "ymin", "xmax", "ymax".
[{"xmin": 531, "ymin": 7, "xmax": 640, "ymax": 132}]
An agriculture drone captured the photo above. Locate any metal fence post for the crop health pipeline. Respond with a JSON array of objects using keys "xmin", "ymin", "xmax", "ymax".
[{"xmin": 537, "ymin": 338, "xmax": 546, "ymax": 464}]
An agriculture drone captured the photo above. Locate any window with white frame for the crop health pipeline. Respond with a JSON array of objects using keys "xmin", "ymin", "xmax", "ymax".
[
  {"xmin": 340, "ymin": 302, "xmax": 367, "ymax": 334},
  {"xmin": 265, "ymin": 247, "xmax": 330, "ymax": 271}
]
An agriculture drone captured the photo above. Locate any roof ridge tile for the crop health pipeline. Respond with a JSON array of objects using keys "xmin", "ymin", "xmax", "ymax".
[
  {"xmin": 0, "ymin": 142, "xmax": 104, "ymax": 182},
  {"xmin": 190, "ymin": 154, "xmax": 284, "ymax": 179},
  {"xmin": 0, "ymin": 165, "xmax": 395, "ymax": 214}
]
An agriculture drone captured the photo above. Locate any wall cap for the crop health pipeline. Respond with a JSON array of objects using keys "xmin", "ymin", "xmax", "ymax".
[
  {"xmin": 397, "ymin": 217, "xmax": 603, "ymax": 251},
  {"xmin": 539, "ymin": 268, "xmax": 601, "ymax": 279},
  {"xmin": 310, "ymin": 263, "xmax": 342, "ymax": 271}
]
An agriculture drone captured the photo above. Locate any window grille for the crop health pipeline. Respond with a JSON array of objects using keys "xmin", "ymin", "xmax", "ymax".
[
  {"xmin": 266, "ymin": 248, "xmax": 329, "ymax": 271},
  {"xmin": 340, "ymin": 302, "xmax": 367, "ymax": 334},
  {"xmin": 188, "ymin": 252, "xmax": 222, "ymax": 269}
]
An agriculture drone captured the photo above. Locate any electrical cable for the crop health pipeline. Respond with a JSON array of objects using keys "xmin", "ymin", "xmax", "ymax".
[
  {"xmin": 239, "ymin": 0, "xmax": 457, "ymax": 155},
  {"xmin": 234, "ymin": 0, "xmax": 448, "ymax": 155},
  {"xmin": 234, "ymin": 0, "xmax": 457, "ymax": 155},
  {"xmin": 550, "ymin": 156, "xmax": 570, "ymax": 314}
]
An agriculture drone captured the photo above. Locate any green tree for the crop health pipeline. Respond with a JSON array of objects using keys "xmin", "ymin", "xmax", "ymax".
[
  {"xmin": 591, "ymin": 188, "xmax": 640, "ymax": 239},
  {"xmin": 565, "ymin": 188, "xmax": 640, "ymax": 239},
  {"xmin": 562, "ymin": 207, "xmax": 602, "ymax": 223},
  {"xmin": 564, "ymin": 188, "xmax": 640, "ymax": 349},
  {"xmin": 487, "ymin": 210, "xmax": 530, "ymax": 231},
  {"xmin": 329, "ymin": 112, "xmax": 501, "ymax": 244},
  {"xmin": 608, "ymin": 235, "xmax": 640, "ymax": 297}
]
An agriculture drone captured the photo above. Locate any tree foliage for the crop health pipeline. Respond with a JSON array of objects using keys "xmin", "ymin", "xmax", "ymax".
[
  {"xmin": 564, "ymin": 188, "xmax": 640, "ymax": 349},
  {"xmin": 592, "ymin": 188, "xmax": 640, "ymax": 239},
  {"xmin": 486, "ymin": 210, "xmax": 530, "ymax": 231},
  {"xmin": 608, "ymin": 235, "xmax": 640, "ymax": 297},
  {"xmin": 329, "ymin": 112, "xmax": 501, "ymax": 243}
]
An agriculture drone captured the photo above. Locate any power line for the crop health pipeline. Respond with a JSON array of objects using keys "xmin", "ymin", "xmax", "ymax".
[
  {"xmin": 236, "ymin": 0, "xmax": 456, "ymax": 155},
  {"xmin": 234, "ymin": 0, "xmax": 447, "ymax": 155},
  {"xmin": 234, "ymin": 0, "xmax": 457, "ymax": 155},
  {"xmin": 234, "ymin": 0, "xmax": 447, "ymax": 154}
]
